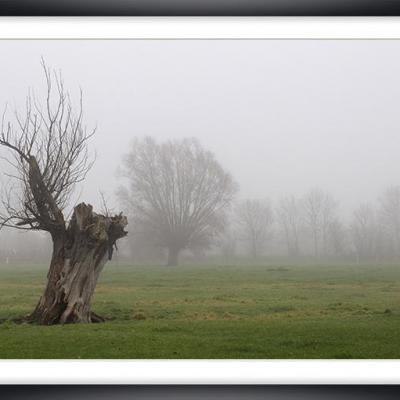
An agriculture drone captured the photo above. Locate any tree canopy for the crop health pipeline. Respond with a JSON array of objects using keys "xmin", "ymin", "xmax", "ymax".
[{"xmin": 118, "ymin": 137, "xmax": 237, "ymax": 265}]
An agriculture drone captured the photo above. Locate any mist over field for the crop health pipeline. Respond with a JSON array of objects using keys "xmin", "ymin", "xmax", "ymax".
[
  {"xmin": 1, "ymin": 40, "xmax": 400, "ymax": 265},
  {"xmin": 2, "ymin": 39, "xmax": 400, "ymax": 358}
]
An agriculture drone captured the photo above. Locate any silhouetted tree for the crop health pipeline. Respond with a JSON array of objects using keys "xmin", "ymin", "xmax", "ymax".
[{"xmin": 0, "ymin": 61, "xmax": 127, "ymax": 324}]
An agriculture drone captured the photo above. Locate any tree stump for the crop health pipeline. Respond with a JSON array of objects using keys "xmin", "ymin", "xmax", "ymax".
[{"xmin": 29, "ymin": 203, "xmax": 127, "ymax": 325}]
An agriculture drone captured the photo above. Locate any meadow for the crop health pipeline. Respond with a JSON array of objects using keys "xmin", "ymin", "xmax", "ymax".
[{"xmin": 0, "ymin": 262, "xmax": 400, "ymax": 358}]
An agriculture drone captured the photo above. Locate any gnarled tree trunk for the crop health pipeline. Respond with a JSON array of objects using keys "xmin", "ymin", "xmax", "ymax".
[{"xmin": 29, "ymin": 203, "xmax": 127, "ymax": 325}]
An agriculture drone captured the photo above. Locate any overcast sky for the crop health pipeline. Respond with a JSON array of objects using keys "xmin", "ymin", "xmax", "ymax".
[{"xmin": 0, "ymin": 39, "xmax": 400, "ymax": 216}]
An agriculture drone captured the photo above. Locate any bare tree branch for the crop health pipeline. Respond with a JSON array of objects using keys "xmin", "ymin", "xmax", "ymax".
[{"xmin": 0, "ymin": 60, "xmax": 95, "ymax": 236}]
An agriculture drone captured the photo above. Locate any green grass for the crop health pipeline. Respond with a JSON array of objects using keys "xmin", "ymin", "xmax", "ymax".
[{"xmin": 0, "ymin": 262, "xmax": 400, "ymax": 358}]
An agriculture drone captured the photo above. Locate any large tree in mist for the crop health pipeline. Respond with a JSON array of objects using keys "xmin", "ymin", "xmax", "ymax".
[
  {"xmin": 0, "ymin": 62, "xmax": 127, "ymax": 325},
  {"xmin": 118, "ymin": 137, "xmax": 237, "ymax": 266}
]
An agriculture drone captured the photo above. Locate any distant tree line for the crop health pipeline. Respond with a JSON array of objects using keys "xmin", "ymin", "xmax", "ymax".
[
  {"xmin": 114, "ymin": 137, "xmax": 400, "ymax": 266},
  {"xmin": 219, "ymin": 186, "xmax": 400, "ymax": 264},
  {"xmin": 3, "ymin": 133, "xmax": 400, "ymax": 266}
]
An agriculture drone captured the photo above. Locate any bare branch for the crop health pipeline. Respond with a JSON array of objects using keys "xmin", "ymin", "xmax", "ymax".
[{"xmin": 0, "ymin": 60, "xmax": 95, "ymax": 235}]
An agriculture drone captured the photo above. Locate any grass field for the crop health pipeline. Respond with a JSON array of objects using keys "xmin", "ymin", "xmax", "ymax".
[{"xmin": 0, "ymin": 262, "xmax": 400, "ymax": 358}]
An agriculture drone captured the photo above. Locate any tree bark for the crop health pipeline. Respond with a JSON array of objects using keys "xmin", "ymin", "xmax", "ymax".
[
  {"xmin": 29, "ymin": 203, "xmax": 127, "ymax": 325},
  {"xmin": 167, "ymin": 246, "xmax": 180, "ymax": 266}
]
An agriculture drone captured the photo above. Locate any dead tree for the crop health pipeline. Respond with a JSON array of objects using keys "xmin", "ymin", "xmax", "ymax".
[{"xmin": 0, "ymin": 61, "xmax": 127, "ymax": 325}]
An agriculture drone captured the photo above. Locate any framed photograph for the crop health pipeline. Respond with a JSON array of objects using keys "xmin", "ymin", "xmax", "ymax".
[{"xmin": 1, "ymin": 3, "xmax": 400, "ymax": 391}]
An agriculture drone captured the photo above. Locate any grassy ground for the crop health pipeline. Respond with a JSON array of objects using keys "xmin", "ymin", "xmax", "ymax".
[{"xmin": 0, "ymin": 262, "xmax": 400, "ymax": 358}]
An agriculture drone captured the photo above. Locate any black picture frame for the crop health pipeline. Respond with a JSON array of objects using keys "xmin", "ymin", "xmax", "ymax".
[
  {"xmin": 0, "ymin": 385, "xmax": 400, "ymax": 399},
  {"xmin": 1, "ymin": 0, "xmax": 400, "ymax": 16},
  {"xmin": 0, "ymin": 3, "xmax": 398, "ymax": 398}
]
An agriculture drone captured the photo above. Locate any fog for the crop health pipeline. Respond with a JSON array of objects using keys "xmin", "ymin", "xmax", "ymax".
[{"xmin": 1, "ymin": 39, "xmax": 400, "ymax": 264}]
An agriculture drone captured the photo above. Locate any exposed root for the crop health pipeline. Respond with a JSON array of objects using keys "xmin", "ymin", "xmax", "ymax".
[
  {"xmin": 90, "ymin": 311, "xmax": 106, "ymax": 323},
  {"xmin": 2, "ymin": 311, "xmax": 107, "ymax": 326},
  {"xmin": 0, "ymin": 315, "xmax": 35, "ymax": 325}
]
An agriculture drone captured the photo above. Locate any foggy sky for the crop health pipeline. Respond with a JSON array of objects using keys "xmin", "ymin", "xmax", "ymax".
[{"xmin": 0, "ymin": 39, "xmax": 400, "ymax": 215}]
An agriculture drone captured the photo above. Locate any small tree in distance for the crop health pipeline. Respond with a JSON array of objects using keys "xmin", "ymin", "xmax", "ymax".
[
  {"xmin": 0, "ymin": 61, "xmax": 128, "ymax": 325},
  {"xmin": 350, "ymin": 203, "xmax": 380, "ymax": 263},
  {"xmin": 235, "ymin": 199, "xmax": 274, "ymax": 259},
  {"xmin": 380, "ymin": 186, "xmax": 400, "ymax": 256},
  {"xmin": 118, "ymin": 137, "xmax": 237, "ymax": 266},
  {"xmin": 276, "ymin": 195, "xmax": 302, "ymax": 257},
  {"xmin": 303, "ymin": 188, "xmax": 337, "ymax": 258}
]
